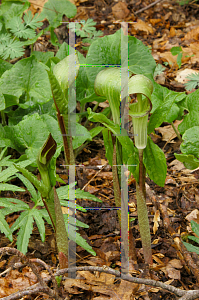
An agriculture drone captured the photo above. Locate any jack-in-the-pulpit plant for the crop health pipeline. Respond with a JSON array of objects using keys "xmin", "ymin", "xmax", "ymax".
[{"xmin": 88, "ymin": 67, "xmax": 167, "ymax": 265}]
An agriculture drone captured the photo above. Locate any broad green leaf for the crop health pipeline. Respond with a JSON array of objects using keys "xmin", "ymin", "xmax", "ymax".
[
  {"xmin": 0, "ymin": 59, "xmax": 12, "ymax": 77},
  {"xmin": 178, "ymin": 89, "xmax": 199, "ymax": 135},
  {"xmin": 72, "ymin": 123, "xmax": 92, "ymax": 149},
  {"xmin": 148, "ymin": 82, "xmax": 186, "ymax": 134},
  {"xmin": 180, "ymin": 126, "xmax": 199, "ymax": 158},
  {"xmin": 183, "ymin": 241, "xmax": 199, "ymax": 255},
  {"xmin": 175, "ymin": 153, "xmax": 199, "ymax": 170},
  {"xmin": 32, "ymin": 209, "xmax": 45, "ymax": 242},
  {"xmin": 143, "ymin": 136, "xmax": 167, "ymax": 187},
  {"xmin": 89, "ymin": 126, "xmax": 103, "ymax": 138},
  {"xmin": 0, "ymin": 56, "xmax": 51, "ymax": 106},
  {"xmin": 39, "ymin": 0, "xmax": 77, "ymax": 28},
  {"xmin": 86, "ymin": 29, "xmax": 156, "ymax": 85},
  {"xmin": 56, "ymin": 42, "xmax": 74, "ymax": 60},
  {"xmin": 0, "ymin": 210, "xmax": 13, "ymax": 241},
  {"xmin": 14, "ymin": 211, "xmax": 34, "ymax": 254},
  {"xmin": 32, "ymin": 51, "xmax": 54, "ymax": 64},
  {"xmin": 4, "ymin": 114, "xmax": 62, "ymax": 161}
]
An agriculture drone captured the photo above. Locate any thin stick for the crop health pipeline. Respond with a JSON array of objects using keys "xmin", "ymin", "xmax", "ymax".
[{"xmin": 134, "ymin": 0, "xmax": 164, "ymax": 14}]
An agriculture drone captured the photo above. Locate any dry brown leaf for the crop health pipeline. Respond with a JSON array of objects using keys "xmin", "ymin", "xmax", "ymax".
[
  {"xmin": 133, "ymin": 19, "xmax": 154, "ymax": 34},
  {"xmin": 112, "ymin": 2, "xmax": 130, "ymax": 19},
  {"xmin": 153, "ymin": 210, "xmax": 160, "ymax": 234},
  {"xmin": 184, "ymin": 26, "xmax": 199, "ymax": 41},
  {"xmin": 186, "ymin": 209, "xmax": 199, "ymax": 223},
  {"xmin": 165, "ymin": 259, "xmax": 183, "ymax": 280}
]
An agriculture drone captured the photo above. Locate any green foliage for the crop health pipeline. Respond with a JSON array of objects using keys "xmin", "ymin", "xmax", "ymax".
[
  {"xmin": 183, "ymin": 221, "xmax": 199, "ymax": 255},
  {"xmin": 154, "ymin": 64, "xmax": 166, "ymax": 77},
  {"xmin": 39, "ymin": 0, "xmax": 77, "ymax": 28},
  {"xmin": 184, "ymin": 72, "xmax": 199, "ymax": 91},
  {"xmin": 0, "ymin": 7, "xmax": 43, "ymax": 60},
  {"xmin": 170, "ymin": 46, "xmax": 182, "ymax": 68}
]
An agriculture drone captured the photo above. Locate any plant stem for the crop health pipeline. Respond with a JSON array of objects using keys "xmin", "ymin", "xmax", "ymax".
[
  {"xmin": 171, "ymin": 121, "xmax": 182, "ymax": 141},
  {"xmin": 112, "ymin": 142, "xmax": 121, "ymax": 223},
  {"xmin": 1, "ymin": 111, "xmax": 6, "ymax": 126},
  {"xmin": 136, "ymin": 149, "xmax": 152, "ymax": 264}
]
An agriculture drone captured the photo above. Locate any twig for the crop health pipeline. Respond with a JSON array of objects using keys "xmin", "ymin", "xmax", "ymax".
[
  {"xmin": 82, "ymin": 162, "xmax": 108, "ymax": 191},
  {"xmin": 1, "ymin": 249, "xmax": 199, "ymax": 300},
  {"xmin": 134, "ymin": 0, "xmax": 164, "ymax": 14},
  {"xmin": 54, "ymin": 266, "xmax": 199, "ymax": 300},
  {"xmin": 0, "ymin": 248, "xmax": 61, "ymax": 300}
]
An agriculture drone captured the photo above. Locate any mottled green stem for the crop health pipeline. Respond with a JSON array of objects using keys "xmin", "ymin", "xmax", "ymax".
[{"xmin": 136, "ymin": 149, "xmax": 152, "ymax": 264}]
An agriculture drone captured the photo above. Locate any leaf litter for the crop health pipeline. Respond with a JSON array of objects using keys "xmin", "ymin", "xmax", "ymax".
[{"xmin": 1, "ymin": 0, "xmax": 199, "ymax": 299}]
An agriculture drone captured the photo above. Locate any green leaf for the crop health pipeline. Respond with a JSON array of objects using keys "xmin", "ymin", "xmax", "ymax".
[
  {"xmin": 4, "ymin": 114, "xmax": 50, "ymax": 161},
  {"xmin": 184, "ymin": 72, "xmax": 199, "ymax": 91},
  {"xmin": 32, "ymin": 209, "xmax": 45, "ymax": 242},
  {"xmin": 0, "ymin": 35, "xmax": 25, "ymax": 59},
  {"xmin": 0, "ymin": 183, "xmax": 25, "ymax": 191},
  {"xmin": 191, "ymin": 220, "xmax": 199, "ymax": 237},
  {"xmin": 13, "ymin": 163, "xmax": 48, "ymax": 197},
  {"xmin": 175, "ymin": 153, "xmax": 199, "ymax": 170},
  {"xmin": 0, "ymin": 59, "xmax": 12, "ymax": 77},
  {"xmin": 68, "ymin": 226, "xmax": 96, "ymax": 256},
  {"xmin": 23, "ymin": 11, "xmax": 43, "ymax": 30},
  {"xmin": 14, "ymin": 210, "xmax": 34, "ymax": 254},
  {"xmin": 148, "ymin": 83, "xmax": 186, "ymax": 134},
  {"xmin": 0, "ymin": 56, "xmax": 51, "ymax": 106},
  {"xmin": 171, "ymin": 46, "xmax": 182, "ymax": 56},
  {"xmin": 0, "ymin": 158, "xmax": 34, "ymax": 183},
  {"xmin": 72, "ymin": 123, "xmax": 92, "ymax": 149},
  {"xmin": 143, "ymin": 136, "xmax": 167, "ymax": 187},
  {"xmin": 15, "ymin": 172, "xmax": 38, "ymax": 202},
  {"xmin": 180, "ymin": 126, "xmax": 199, "ymax": 158},
  {"xmin": 187, "ymin": 235, "xmax": 199, "ymax": 244},
  {"xmin": 183, "ymin": 241, "xmax": 199, "ymax": 254},
  {"xmin": 89, "ymin": 126, "xmax": 103, "ymax": 138},
  {"xmin": 32, "ymin": 51, "xmax": 54, "ymax": 64},
  {"xmin": 178, "ymin": 89, "xmax": 199, "ymax": 135},
  {"xmin": 39, "ymin": 0, "xmax": 77, "ymax": 28},
  {"xmin": 0, "ymin": 210, "xmax": 13, "ymax": 242},
  {"xmin": 7, "ymin": 16, "xmax": 36, "ymax": 39},
  {"xmin": 0, "ymin": 197, "xmax": 29, "ymax": 211}
]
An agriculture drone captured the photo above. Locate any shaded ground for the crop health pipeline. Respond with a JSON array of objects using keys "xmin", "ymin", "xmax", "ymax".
[{"xmin": 1, "ymin": 0, "xmax": 199, "ymax": 299}]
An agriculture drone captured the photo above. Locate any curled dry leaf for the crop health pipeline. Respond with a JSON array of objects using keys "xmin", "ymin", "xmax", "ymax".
[{"xmin": 153, "ymin": 210, "xmax": 160, "ymax": 234}]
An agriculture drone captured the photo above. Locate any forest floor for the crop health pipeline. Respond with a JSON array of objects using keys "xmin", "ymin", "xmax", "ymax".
[{"xmin": 1, "ymin": 0, "xmax": 199, "ymax": 299}]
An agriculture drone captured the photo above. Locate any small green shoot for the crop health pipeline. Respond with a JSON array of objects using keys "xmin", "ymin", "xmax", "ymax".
[
  {"xmin": 154, "ymin": 64, "xmax": 166, "ymax": 78},
  {"xmin": 170, "ymin": 46, "xmax": 183, "ymax": 68}
]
